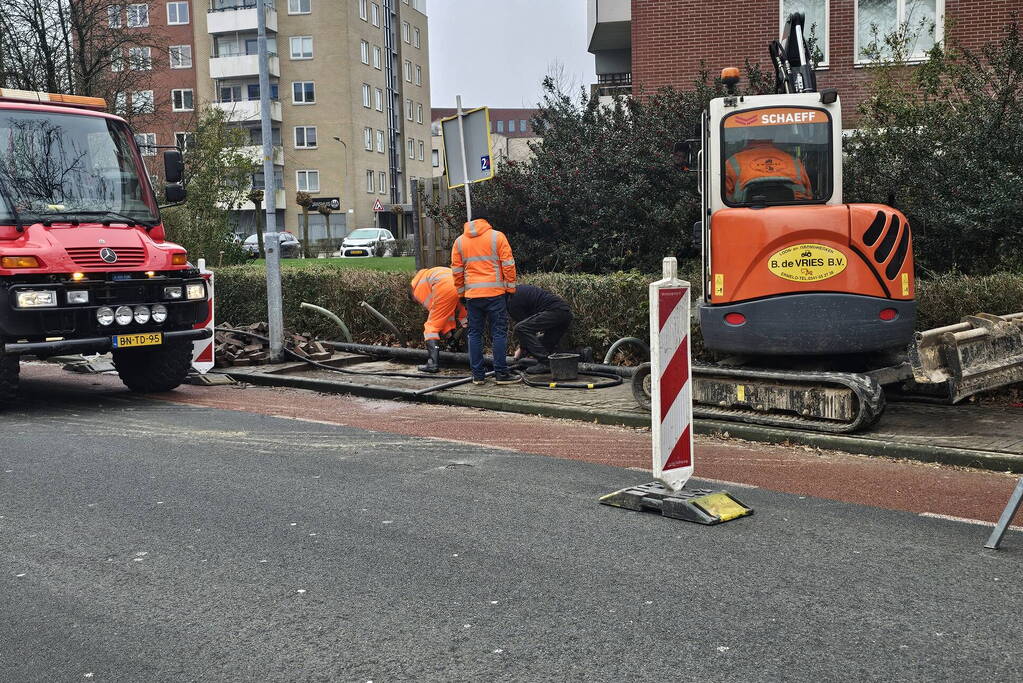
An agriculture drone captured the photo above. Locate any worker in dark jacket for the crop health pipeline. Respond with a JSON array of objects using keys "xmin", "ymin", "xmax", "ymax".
[{"xmin": 507, "ymin": 284, "xmax": 572, "ymax": 375}]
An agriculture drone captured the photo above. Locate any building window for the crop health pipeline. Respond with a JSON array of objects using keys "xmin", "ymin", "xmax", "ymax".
[
  {"xmin": 370, "ymin": 2, "xmax": 379, "ymax": 26},
  {"xmin": 406, "ymin": 98, "xmax": 413, "ymax": 120},
  {"xmin": 431, "ymin": 148, "xmax": 439, "ymax": 167},
  {"xmin": 111, "ymin": 50, "xmax": 124, "ymax": 72},
  {"xmin": 171, "ymin": 88, "xmax": 193, "ymax": 111},
  {"xmin": 414, "ymin": 27, "xmax": 421, "ymax": 48},
  {"xmin": 407, "ymin": 137, "xmax": 415, "ymax": 159},
  {"xmin": 375, "ymin": 88, "xmax": 383, "ymax": 111},
  {"xmin": 379, "ymin": 171, "xmax": 386, "ymax": 194},
  {"xmin": 128, "ymin": 46, "xmax": 151, "ymax": 70},
  {"xmin": 360, "ymin": 40, "xmax": 369, "ymax": 64},
  {"xmin": 220, "ymin": 85, "xmax": 241, "ymax": 102},
  {"xmin": 297, "ymin": 170, "xmax": 320, "ymax": 192},
  {"xmin": 294, "ymin": 126, "xmax": 317, "ymax": 149},
  {"xmin": 132, "ymin": 90, "xmax": 154, "ymax": 114},
  {"xmin": 364, "ymin": 127, "xmax": 373, "ymax": 150},
  {"xmin": 415, "ymin": 65, "xmax": 422, "ymax": 86},
  {"xmin": 361, "ymin": 83, "xmax": 371, "ymax": 108},
  {"xmin": 289, "ymin": 0, "xmax": 311, "ymax": 14},
  {"xmin": 418, "ymin": 140, "xmax": 424, "ymax": 161},
  {"xmin": 402, "ymin": 21, "xmax": 410, "ymax": 43},
  {"xmin": 366, "ymin": 170, "xmax": 375, "ymax": 193},
  {"xmin": 174, "ymin": 132, "xmax": 195, "ymax": 151},
  {"xmin": 855, "ymin": 0, "xmax": 941, "ymax": 62},
  {"xmin": 169, "ymin": 45, "xmax": 192, "ymax": 69},
  {"xmin": 135, "ymin": 133, "xmax": 156, "ymax": 156},
  {"xmin": 167, "ymin": 2, "xmax": 189, "ymax": 25},
  {"xmin": 108, "ymin": 6, "xmax": 122, "ymax": 28},
  {"xmin": 781, "ymin": 0, "xmax": 829, "ymax": 65},
  {"xmin": 126, "ymin": 4, "xmax": 148, "ymax": 27},
  {"xmin": 291, "ymin": 36, "xmax": 313, "ymax": 59},
  {"xmin": 372, "ymin": 45, "xmax": 382, "ymax": 69},
  {"xmin": 404, "ymin": 60, "xmax": 412, "ymax": 82},
  {"xmin": 496, "ymin": 120, "xmax": 504, "ymax": 133},
  {"xmin": 520, "ymin": 119, "xmax": 527, "ymax": 132},
  {"xmin": 416, "ymin": 103, "xmax": 423, "ymax": 124},
  {"xmin": 294, "ymin": 81, "xmax": 316, "ymax": 104},
  {"xmin": 376, "ymin": 129, "xmax": 384, "ymax": 153},
  {"xmin": 359, "ymin": 0, "xmax": 367, "ymax": 20}
]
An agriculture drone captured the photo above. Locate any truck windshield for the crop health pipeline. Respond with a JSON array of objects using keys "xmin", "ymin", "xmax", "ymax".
[
  {"xmin": 721, "ymin": 107, "xmax": 832, "ymax": 206},
  {"xmin": 0, "ymin": 109, "xmax": 158, "ymax": 225}
]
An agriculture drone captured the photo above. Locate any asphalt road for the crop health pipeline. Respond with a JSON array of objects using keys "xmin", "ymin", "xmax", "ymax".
[{"xmin": 2, "ymin": 388, "xmax": 1023, "ymax": 682}]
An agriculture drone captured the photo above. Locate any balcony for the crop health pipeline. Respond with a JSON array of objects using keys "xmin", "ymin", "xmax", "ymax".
[
  {"xmin": 209, "ymin": 53, "xmax": 279, "ymax": 79},
  {"xmin": 239, "ymin": 144, "xmax": 284, "ymax": 166},
  {"xmin": 212, "ymin": 98, "xmax": 282, "ymax": 123},
  {"xmin": 587, "ymin": 0, "xmax": 631, "ymax": 52},
  {"xmin": 208, "ymin": 1, "xmax": 277, "ymax": 34},
  {"xmin": 232, "ymin": 188, "xmax": 287, "ymax": 211}
]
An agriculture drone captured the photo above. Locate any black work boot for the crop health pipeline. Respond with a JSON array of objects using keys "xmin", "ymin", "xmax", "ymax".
[
  {"xmin": 525, "ymin": 358, "xmax": 550, "ymax": 375},
  {"xmin": 418, "ymin": 340, "xmax": 440, "ymax": 373}
]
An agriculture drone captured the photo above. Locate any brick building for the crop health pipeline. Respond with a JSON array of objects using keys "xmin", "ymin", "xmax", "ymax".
[{"xmin": 588, "ymin": 0, "xmax": 1019, "ymax": 125}]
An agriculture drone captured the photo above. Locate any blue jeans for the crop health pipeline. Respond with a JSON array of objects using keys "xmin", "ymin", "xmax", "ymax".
[{"xmin": 466, "ymin": 295, "xmax": 508, "ymax": 378}]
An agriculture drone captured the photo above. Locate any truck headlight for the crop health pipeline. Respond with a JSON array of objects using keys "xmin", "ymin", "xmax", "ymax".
[
  {"xmin": 114, "ymin": 305, "xmax": 133, "ymax": 326},
  {"xmin": 151, "ymin": 304, "xmax": 168, "ymax": 323},
  {"xmin": 67, "ymin": 290, "xmax": 89, "ymax": 305},
  {"xmin": 186, "ymin": 283, "xmax": 206, "ymax": 300},
  {"xmin": 133, "ymin": 305, "xmax": 151, "ymax": 324},
  {"xmin": 15, "ymin": 290, "xmax": 57, "ymax": 308},
  {"xmin": 163, "ymin": 286, "xmax": 183, "ymax": 300},
  {"xmin": 96, "ymin": 307, "xmax": 115, "ymax": 326}
]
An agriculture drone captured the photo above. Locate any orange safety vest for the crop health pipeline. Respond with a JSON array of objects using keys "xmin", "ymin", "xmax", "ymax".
[
  {"xmin": 410, "ymin": 267, "xmax": 467, "ymax": 341},
  {"xmin": 450, "ymin": 219, "xmax": 516, "ymax": 298},
  {"xmin": 724, "ymin": 142, "xmax": 813, "ymax": 202}
]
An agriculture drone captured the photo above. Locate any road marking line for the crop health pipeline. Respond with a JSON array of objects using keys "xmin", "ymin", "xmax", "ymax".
[
  {"xmin": 695, "ymin": 477, "xmax": 759, "ymax": 490},
  {"xmin": 919, "ymin": 512, "xmax": 1023, "ymax": 532}
]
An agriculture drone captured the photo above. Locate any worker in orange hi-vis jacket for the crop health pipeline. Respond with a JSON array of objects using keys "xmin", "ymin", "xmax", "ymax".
[
  {"xmin": 410, "ymin": 266, "xmax": 467, "ymax": 373},
  {"xmin": 724, "ymin": 139, "xmax": 813, "ymax": 203},
  {"xmin": 450, "ymin": 215, "xmax": 518, "ymax": 385}
]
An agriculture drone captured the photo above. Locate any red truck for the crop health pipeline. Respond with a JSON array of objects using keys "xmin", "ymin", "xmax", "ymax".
[{"xmin": 0, "ymin": 88, "xmax": 211, "ymax": 403}]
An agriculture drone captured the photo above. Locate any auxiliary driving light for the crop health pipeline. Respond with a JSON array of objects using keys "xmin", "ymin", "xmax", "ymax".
[
  {"xmin": 15, "ymin": 290, "xmax": 57, "ymax": 308},
  {"xmin": 186, "ymin": 282, "xmax": 206, "ymax": 300},
  {"xmin": 163, "ymin": 286, "xmax": 183, "ymax": 299},
  {"xmin": 114, "ymin": 305, "xmax": 133, "ymax": 326},
  {"xmin": 96, "ymin": 307, "xmax": 115, "ymax": 326},
  {"xmin": 133, "ymin": 305, "xmax": 151, "ymax": 324},
  {"xmin": 151, "ymin": 304, "xmax": 168, "ymax": 323},
  {"xmin": 67, "ymin": 290, "xmax": 89, "ymax": 305}
]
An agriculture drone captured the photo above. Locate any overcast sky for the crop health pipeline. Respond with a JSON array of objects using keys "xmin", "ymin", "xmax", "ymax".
[{"xmin": 428, "ymin": 0, "xmax": 597, "ymax": 109}]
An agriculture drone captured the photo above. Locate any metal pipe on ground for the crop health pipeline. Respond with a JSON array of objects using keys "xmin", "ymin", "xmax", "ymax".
[
  {"xmin": 359, "ymin": 301, "xmax": 407, "ymax": 348},
  {"xmin": 300, "ymin": 302, "xmax": 353, "ymax": 343},
  {"xmin": 325, "ymin": 341, "xmax": 638, "ymax": 378}
]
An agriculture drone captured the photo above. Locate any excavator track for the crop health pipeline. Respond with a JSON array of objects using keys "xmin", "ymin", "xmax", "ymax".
[{"xmin": 633, "ymin": 362, "xmax": 886, "ymax": 433}]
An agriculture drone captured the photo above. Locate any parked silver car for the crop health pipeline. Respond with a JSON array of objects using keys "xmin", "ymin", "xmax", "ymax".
[
  {"xmin": 339, "ymin": 228, "xmax": 397, "ymax": 257},
  {"xmin": 243, "ymin": 231, "xmax": 302, "ymax": 258}
]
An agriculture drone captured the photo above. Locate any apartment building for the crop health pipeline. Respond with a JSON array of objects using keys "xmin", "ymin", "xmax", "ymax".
[
  {"xmin": 587, "ymin": 0, "xmax": 1018, "ymax": 125},
  {"xmin": 126, "ymin": 0, "xmax": 432, "ymax": 244},
  {"xmin": 430, "ymin": 107, "xmax": 540, "ymax": 178}
]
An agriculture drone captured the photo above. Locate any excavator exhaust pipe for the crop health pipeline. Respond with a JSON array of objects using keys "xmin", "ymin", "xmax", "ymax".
[{"xmin": 909, "ymin": 312, "xmax": 1023, "ymax": 403}]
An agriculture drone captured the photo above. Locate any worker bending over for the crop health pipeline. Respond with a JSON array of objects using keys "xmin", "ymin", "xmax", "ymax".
[
  {"xmin": 410, "ymin": 266, "xmax": 467, "ymax": 373},
  {"xmin": 724, "ymin": 139, "xmax": 812, "ymax": 203},
  {"xmin": 508, "ymin": 284, "xmax": 572, "ymax": 375},
  {"xmin": 451, "ymin": 216, "xmax": 519, "ymax": 385}
]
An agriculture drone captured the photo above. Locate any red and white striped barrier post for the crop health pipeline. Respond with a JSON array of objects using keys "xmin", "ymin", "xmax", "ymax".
[
  {"xmin": 191, "ymin": 258, "xmax": 215, "ymax": 374},
  {"xmin": 649, "ymin": 257, "xmax": 693, "ymax": 491}
]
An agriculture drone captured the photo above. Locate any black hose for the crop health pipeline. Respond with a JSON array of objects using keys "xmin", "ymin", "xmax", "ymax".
[
  {"xmin": 603, "ymin": 336, "xmax": 650, "ymax": 365},
  {"xmin": 517, "ymin": 369, "xmax": 623, "ymax": 390},
  {"xmin": 359, "ymin": 301, "xmax": 407, "ymax": 347},
  {"xmin": 214, "ymin": 327, "xmax": 468, "ymax": 380}
]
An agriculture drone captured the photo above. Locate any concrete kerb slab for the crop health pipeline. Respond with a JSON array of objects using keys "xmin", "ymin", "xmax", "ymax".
[{"xmin": 217, "ymin": 365, "xmax": 1023, "ymax": 474}]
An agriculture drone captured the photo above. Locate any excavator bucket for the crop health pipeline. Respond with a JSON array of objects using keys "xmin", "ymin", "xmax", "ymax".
[{"xmin": 909, "ymin": 313, "xmax": 1023, "ymax": 403}]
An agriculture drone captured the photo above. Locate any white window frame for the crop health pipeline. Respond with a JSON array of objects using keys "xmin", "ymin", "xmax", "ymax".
[
  {"xmin": 293, "ymin": 81, "xmax": 316, "ymax": 104},
  {"xmin": 294, "ymin": 126, "xmax": 317, "ymax": 149},
  {"xmin": 779, "ymin": 0, "xmax": 830, "ymax": 66},
  {"xmin": 853, "ymin": 0, "xmax": 944, "ymax": 64},
  {"xmin": 135, "ymin": 133, "xmax": 156, "ymax": 156},
  {"xmin": 418, "ymin": 140, "xmax": 424, "ymax": 161},
  {"xmin": 171, "ymin": 88, "xmax": 193, "ymax": 112},
  {"xmin": 297, "ymin": 170, "xmax": 320, "ymax": 193},
  {"xmin": 402, "ymin": 21, "xmax": 410, "ymax": 43},
  {"xmin": 111, "ymin": 49, "xmax": 124, "ymax": 72},
  {"xmin": 360, "ymin": 40, "xmax": 369, "ymax": 64},
  {"xmin": 174, "ymin": 132, "xmax": 195, "ymax": 152},
  {"xmin": 169, "ymin": 45, "xmax": 192, "ymax": 69},
  {"xmin": 359, "ymin": 0, "xmax": 367, "ymax": 20},
  {"xmin": 376, "ymin": 129, "xmax": 384, "ymax": 153},
  {"xmin": 362, "ymin": 83, "xmax": 371, "ymax": 108},
  {"xmin": 366, "ymin": 170, "xmax": 375, "ymax": 193},
  {"xmin": 416, "ymin": 103, "xmax": 423, "ymax": 124},
  {"xmin": 379, "ymin": 171, "xmax": 386, "ymax": 195},
  {"xmin": 372, "ymin": 45, "xmax": 381, "ymax": 69},
  {"xmin": 167, "ymin": 2, "xmax": 189, "ymax": 25},
  {"xmin": 126, "ymin": 3, "xmax": 148, "ymax": 27},
  {"xmin": 414, "ymin": 27, "xmax": 421, "ymax": 48},
  {"xmin": 108, "ymin": 6, "xmax": 122, "ymax": 28},
  {"xmin": 415, "ymin": 64, "xmax": 422, "ymax": 86},
  {"xmin": 374, "ymin": 88, "xmax": 383, "ymax": 111},
  {"xmin": 431, "ymin": 148, "xmax": 439, "ymax": 167},
  {"xmin": 407, "ymin": 137, "xmax": 414, "ymax": 159},
  {"xmin": 404, "ymin": 60, "xmax": 412, "ymax": 82},
  {"xmin": 364, "ymin": 127, "xmax": 373, "ymax": 151},
  {"xmin": 288, "ymin": 0, "xmax": 312, "ymax": 15},
  {"xmin": 132, "ymin": 90, "xmax": 154, "ymax": 114},
  {"xmin": 291, "ymin": 36, "xmax": 313, "ymax": 60},
  {"xmin": 370, "ymin": 2, "xmax": 379, "ymax": 26},
  {"xmin": 129, "ymin": 46, "xmax": 151, "ymax": 71},
  {"xmin": 406, "ymin": 98, "xmax": 413, "ymax": 121}
]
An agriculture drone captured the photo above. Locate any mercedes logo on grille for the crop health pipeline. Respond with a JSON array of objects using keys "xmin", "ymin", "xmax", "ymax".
[{"xmin": 99, "ymin": 247, "xmax": 118, "ymax": 264}]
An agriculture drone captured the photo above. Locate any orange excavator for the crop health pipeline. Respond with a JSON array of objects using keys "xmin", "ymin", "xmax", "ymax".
[{"xmin": 634, "ymin": 13, "xmax": 1023, "ymax": 432}]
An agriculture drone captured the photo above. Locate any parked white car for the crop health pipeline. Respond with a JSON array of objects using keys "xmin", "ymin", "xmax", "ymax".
[{"xmin": 338, "ymin": 228, "xmax": 397, "ymax": 257}]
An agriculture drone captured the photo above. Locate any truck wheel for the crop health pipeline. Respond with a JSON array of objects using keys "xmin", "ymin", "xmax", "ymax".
[
  {"xmin": 631, "ymin": 362, "xmax": 652, "ymax": 411},
  {"xmin": 113, "ymin": 342, "xmax": 193, "ymax": 393},
  {"xmin": 0, "ymin": 355, "xmax": 19, "ymax": 405}
]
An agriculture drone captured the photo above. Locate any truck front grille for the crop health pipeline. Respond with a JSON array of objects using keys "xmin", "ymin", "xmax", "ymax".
[{"xmin": 66, "ymin": 247, "xmax": 146, "ymax": 268}]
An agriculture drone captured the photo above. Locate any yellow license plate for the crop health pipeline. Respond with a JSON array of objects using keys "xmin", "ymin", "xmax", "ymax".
[
  {"xmin": 349, "ymin": 250, "xmax": 366, "ymax": 256},
  {"xmin": 113, "ymin": 332, "xmax": 163, "ymax": 349}
]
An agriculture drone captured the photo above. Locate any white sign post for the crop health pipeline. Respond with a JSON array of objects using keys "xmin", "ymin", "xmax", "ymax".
[{"xmin": 191, "ymin": 258, "xmax": 215, "ymax": 374}]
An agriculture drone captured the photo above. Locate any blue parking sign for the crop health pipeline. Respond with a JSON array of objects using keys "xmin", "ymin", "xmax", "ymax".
[{"xmin": 480, "ymin": 155, "xmax": 491, "ymax": 173}]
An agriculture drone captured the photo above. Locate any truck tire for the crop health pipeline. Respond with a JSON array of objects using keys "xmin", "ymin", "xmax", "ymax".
[
  {"xmin": 113, "ymin": 342, "xmax": 193, "ymax": 394},
  {"xmin": 0, "ymin": 355, "xmax": 19, "ymax": 405}
]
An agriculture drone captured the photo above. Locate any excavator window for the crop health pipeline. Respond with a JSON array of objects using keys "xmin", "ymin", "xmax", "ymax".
[{"xmin": 721, "ymin": 106, "xmax": 832, "ymax": 207}]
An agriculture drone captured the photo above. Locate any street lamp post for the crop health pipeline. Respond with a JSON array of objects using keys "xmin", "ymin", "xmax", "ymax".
[{"xmin": 332, "ymin": 136, "xmax": 349, "ymax": 241}]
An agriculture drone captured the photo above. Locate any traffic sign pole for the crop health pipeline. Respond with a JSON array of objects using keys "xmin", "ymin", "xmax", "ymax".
[{"xmin": 455, "ymin": 95, "xmax": 473, "ymax": 222}]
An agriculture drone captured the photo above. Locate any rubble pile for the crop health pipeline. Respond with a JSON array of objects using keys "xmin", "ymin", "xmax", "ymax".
[{"xmin": 215, "ymin": 322, "xmax": 332, "ymax": 367}]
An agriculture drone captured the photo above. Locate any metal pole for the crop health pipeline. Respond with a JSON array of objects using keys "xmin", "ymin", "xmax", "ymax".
[
  {"xmin": 985, "ymin": 477, "xmax": 1023, "ymax": 550},
  {"xmin": 257, "ymin": 0, "xmax": 284, "ymax": 361},
  {"xmin": 455, "ymin": 95, "xmax": 472, "ymax": 222}
]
